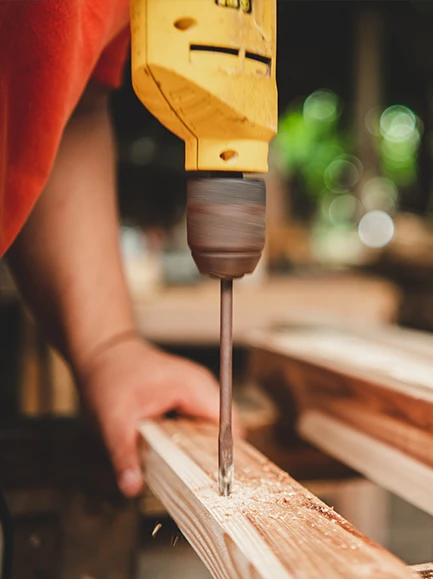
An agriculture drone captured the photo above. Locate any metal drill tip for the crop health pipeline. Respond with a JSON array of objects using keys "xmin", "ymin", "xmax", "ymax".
[
  {"xmin": 219, "ymin": 279, "xmax": 234, "ymax": 497},
  {"xmin": 218, "ymin": 463, "xmax": 234, "ymax": 497}
]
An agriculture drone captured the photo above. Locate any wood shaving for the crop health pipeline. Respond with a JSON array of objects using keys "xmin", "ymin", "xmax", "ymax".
[{"xmin": 152, "ymin": 522, "xmax": 162, "ymax": 537}]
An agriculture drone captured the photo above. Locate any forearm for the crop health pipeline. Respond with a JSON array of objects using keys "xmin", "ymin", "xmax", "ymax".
[
  {"xmin": 6, "ymin": 84, "xmax": 225, "ymax": 497},
  {"xmin": 8, "ymin": 85, "xmax": 136, "ymax": 373}
]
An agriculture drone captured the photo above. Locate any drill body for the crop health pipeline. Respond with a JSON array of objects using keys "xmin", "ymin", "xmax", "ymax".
[
  {"xmin": 131, "ymin": 0, "xmax": 277, "ymax": 174},
  {"xmin": 131, "ymin": 0, "xmax": 277, "ymax": 496},
  {"xmin": 131, "ymin": 0, "xmax": 277, "ymax": 280}
]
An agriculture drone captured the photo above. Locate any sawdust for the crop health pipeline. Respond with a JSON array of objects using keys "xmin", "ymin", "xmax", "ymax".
[
  {"xmin": 148, "ymin": 420, "xmax": 413, "ymax": 579},
  {"xmin": 152, "ymin": 522, "xmax": 162, "ymax": 537}
]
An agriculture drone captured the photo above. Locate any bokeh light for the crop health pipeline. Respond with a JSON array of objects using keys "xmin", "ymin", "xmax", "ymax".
[
  {"xmin": 274, "ymin": 89, "xmax": 420, "ymax": 257},
  {"xmin": 130, "ymin": 137, "xmax": 156, "ymax": 166},
  {"xmin": 378, "ymin": 105, "xmax": 422, "ymax": 186},
  {"xmin": 358, "ymin": 210, "xmax": 395, "ymax": 248},
  {"xmin": 324, "ymin": 155, "xmax": 363, "ymax": 193},
  {"xmin": 328, "ymin": 194, "xmax": 362, "ymax": 225},
  {"xmin": 303, "ymin": 90, "xmax": 341, "ymax": 124},
  {"xmin": 380, "ymin": 105, "xmax": 419, "ymax": 145},
  {"xmin": 361, "ymin": 177, "xmax": 398, "ymax": 213},
  {"xmin": 274, "ymin": 89, "xmax": 346, "ymax": 200}
]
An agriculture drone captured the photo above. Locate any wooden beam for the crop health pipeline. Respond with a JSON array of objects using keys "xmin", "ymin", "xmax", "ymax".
[
  {"xmin": 248, "ymin": 324, "xmax": 433, "ymax": 514},
  {"xmin": 134, "ymin": 276, "xmax": 398, "ymax": 345},
  {"xmin": 300, "ymin": 411, "xmax": 433, "ymax": 516},
  {"xmin": 412, "ymin": 563, "xmax": 433, "ymax": 578},
  {"xmin": 139, "ymin": 419, "xmax": 415, "ymax": 579}
]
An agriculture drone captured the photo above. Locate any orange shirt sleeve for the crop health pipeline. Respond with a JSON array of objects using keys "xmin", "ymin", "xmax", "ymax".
[
  {"xmin": 92, "ymin": 25, "xmax": 130, "ymax": 89},
  {"xmin": 0, "ymin": 1, "xmax": 129, "ymax": 256}
]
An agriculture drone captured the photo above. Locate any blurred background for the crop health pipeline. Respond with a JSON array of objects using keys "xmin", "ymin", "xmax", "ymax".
[
  {"xmin": 113, "ymin": 0, "xmax": 433, "ymax": 299},
  {"xmin": 3, "ymin": 1, "xmax": 433, "ymax": 577}
]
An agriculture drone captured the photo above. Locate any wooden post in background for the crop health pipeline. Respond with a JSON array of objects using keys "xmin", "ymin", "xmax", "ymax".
[{"xmin": 354, "ymin": 7, "xmax": 382, "ymax": 183}]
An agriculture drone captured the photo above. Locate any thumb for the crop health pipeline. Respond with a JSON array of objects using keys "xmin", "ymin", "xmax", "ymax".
[
  {"xmin": 176, "ymin": 372, "xmax": 220, "ymax": 424},
  {"xmin": 175, "ymin": 371, "xmax": 245, "ymax": 437},
  {"xmin": 102, "ymin": 418, "xmax": 144, "ymax": 498}
]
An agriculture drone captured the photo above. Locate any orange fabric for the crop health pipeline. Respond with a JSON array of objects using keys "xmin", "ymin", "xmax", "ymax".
[{"xmin": 0, "ymin": 1, "xmax": 130, "ymax": 256}]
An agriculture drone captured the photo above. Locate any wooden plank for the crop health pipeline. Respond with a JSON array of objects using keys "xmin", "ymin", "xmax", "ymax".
[
  {"xmin": 326, "ymin": 479, "xmax": 390, "ymax": 547},
  {"xmin": 248, "ymin": 325, "xmax": 433, "ymax": 407},
  {"xmin": 139, "ymin": 419, "xmax": 415, "ymax": 579},
  {"xmin": 412, "ymin": 563, "xmax": 433, "ymax": 578},
  {"xmin": 299, "ymin": 411, "xmax": 433, "ymax": 516},
  {"xmin": 248, "ymin": 324, "xmax": 433, "ymax": 512}
]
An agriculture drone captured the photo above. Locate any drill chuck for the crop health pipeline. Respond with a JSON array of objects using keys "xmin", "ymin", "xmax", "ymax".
[{"xmin": 187, "ymin": 177, "xmax": 266, "ymax": 279}]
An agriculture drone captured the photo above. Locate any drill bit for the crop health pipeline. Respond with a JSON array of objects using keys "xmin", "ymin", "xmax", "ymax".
[{"xmin": 218, "ymin": 278, "xmax": 234, "ymax": 497}]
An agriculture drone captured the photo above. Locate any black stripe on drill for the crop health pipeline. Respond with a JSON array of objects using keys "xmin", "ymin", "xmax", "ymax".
[
  {"xmin": 245, "ymin": 51, "xmax": 271, "ymax": 66},
  {"xmin": 188, "ymin": 171, "xmax": 243, "ymax": 180},
  {"xmin": 190, "ymin": 45, "xmax": 271, "ymax": 67},
  {"xmin": 190, "ymin": 45, "xmax": 239, "ymax": 56}
]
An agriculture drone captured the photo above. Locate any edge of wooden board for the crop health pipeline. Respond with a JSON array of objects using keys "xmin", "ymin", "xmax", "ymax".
[
  {"xmin": 248, "ymin": 327, "xmax": 433, "ymax": 404},
  {"xmin": 299, "ymin": 411, "xmax": 433, "ymax": 517},
  {"xmin": 139, "ymin": 419, "xmax": 416, "ymax": 579},
  {"xmin": 140, "ymin": 420, "xmax": 293, "ymax": 579},
  {"xmin": 412, "ymin": 563, "xmax": 433, "ymax": 578}
]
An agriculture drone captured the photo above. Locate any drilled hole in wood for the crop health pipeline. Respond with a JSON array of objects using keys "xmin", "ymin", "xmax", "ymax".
[
  {"xmin": 220, "ymin": 150, "xmax": 239, "ymax": 162},
  {"xmin": 174, "ymin": 18, "xmax": 197, "ymax": 31}
]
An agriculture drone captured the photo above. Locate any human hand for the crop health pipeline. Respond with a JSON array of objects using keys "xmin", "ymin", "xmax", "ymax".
[{"xmin": 76, "ymin": 338, "xmax": 242, "ymax": 497}]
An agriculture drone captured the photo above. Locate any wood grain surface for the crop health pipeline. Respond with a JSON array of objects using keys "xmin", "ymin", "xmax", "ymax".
[
  {"xmin": 412, "ymin": 563, "xmax": 433, "ymax": 578},
  {"xmin": 249, "ymin": 325, "xmax": 433, "ymax": 463},
  {"xmin": 300, "ymin": 411, "xmax": 433, "ymax": 517},
  {"xmin": 139, "ymin": 419, "xmax": 415, "ymax": 579},
  {"xmin": 249, "ymin": 324, "xmax": 433, "ymax": 515}
]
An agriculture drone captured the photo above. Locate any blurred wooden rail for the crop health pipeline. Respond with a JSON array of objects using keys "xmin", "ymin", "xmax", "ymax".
[
  {"xmin": 413, "ymin": 563, "xmax": 433, "ymax": 578},
  {"xmin": 249, "ymin": 324, "xmax": 433, "ymax": 515},
  {"xmin": 134, "ymin": 275, "xmax": 399, "ymax": 345},
  {"xmin": 4, "ymin": 274, "xmax": 400, "ymax": 416}
]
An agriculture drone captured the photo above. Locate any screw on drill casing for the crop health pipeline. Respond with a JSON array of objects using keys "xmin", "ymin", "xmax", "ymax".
[{"xmin": 219, "ymin": 279, "xmax": 234, "ymax": 497}]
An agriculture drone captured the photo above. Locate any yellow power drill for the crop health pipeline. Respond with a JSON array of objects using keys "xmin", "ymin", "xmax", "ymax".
[{"xmin": 131, "ymin": 0, "xmax": 277, "ymax": 496}]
